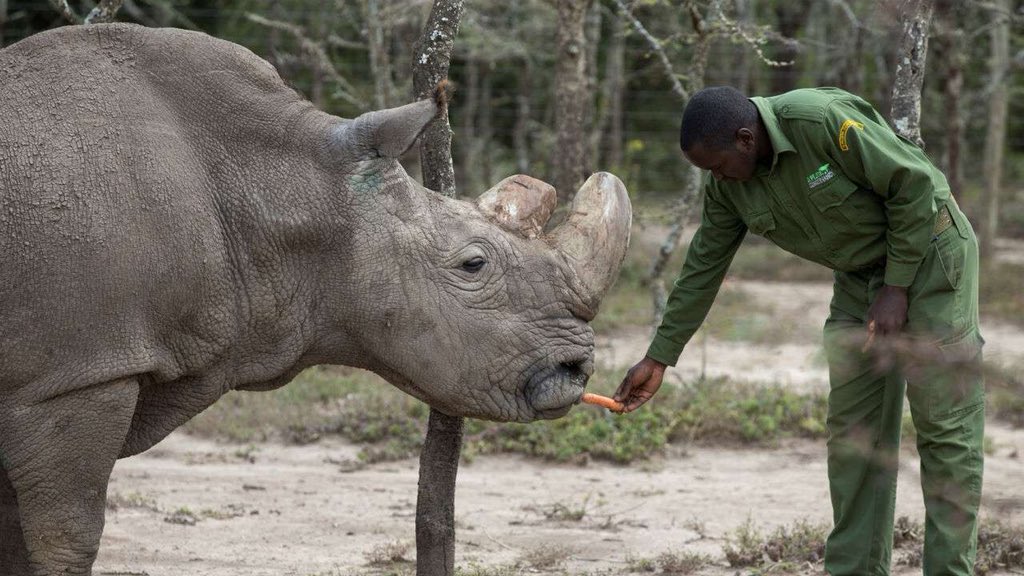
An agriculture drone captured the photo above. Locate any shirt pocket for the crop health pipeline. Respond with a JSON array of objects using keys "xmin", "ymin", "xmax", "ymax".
[
  {"xmin": 808, "ymin": 177, "xmax": 859, "ymax": 212},
  {"xmin": 745, "ymin": 210, "xmax": 776, "ymax": 237}
]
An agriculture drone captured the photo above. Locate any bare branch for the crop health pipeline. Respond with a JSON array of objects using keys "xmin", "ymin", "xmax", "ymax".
[
  {"xmin": 611, "ymin": 0, "xmax": 688, "ymax": 101},
  {"xmin": 713, "ymin": 5, "xmax": 796, "ymax": 68},
  {"xmin": 245, "ymin": 13, "xmax": 366, "ymax": 111},
  {"xmin": 49, "ymin": 0, "xmax": 82, "ymax": 24},
  {"xmin": 85, "ymin": 0, "xmax": 124, "ymax": 24}
]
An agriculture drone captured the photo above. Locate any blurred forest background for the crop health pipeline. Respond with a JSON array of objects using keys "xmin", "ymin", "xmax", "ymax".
[{"xmin": 3, "ymin": 0, "xmax": 1022, "ymax": 248}]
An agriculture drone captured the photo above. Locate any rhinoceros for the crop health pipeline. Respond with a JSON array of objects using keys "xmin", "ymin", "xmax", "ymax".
[{"xmin": 0, "ymin": 23, "xmax": 630, "ymax": 575}]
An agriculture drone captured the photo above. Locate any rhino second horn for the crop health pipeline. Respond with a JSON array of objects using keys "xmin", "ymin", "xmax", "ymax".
[
  {"xmin": 475, "ymin": 175, "xmax": 557, "ymax": 239},
  {"xmin": 547, "ymin": 172, "xmax": 632, "ymax": 308}
]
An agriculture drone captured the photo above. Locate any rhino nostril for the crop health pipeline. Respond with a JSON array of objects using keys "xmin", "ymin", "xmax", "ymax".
[{"xmin": 560, "ymin": 360, "xmax": 582, "ymax": 372}]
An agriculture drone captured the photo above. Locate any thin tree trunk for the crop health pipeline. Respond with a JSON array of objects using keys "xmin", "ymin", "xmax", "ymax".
[
  {"xmin": 645, "ymin": 1, "xmax": 714, "ymax": 326},
  {"xmin": 460, "ymin": 59, "xmax": 481, "ymax": 195},
  {"xmin": 0, "ymin": 0, "xmax": 6, "ymax": 47},
  {"xmin": 595, "ymin": 8, "xmax": 625, "ymax": 169},
  {"xmin": 514, "ymin": 58, "xmax": 533, "ymax": 174},
  {"xmin": 553, "ymin": 0, "xmax": 594, "ymax": 203},
  {"xmin": 932, "ymin": 0, "xmax": 965, "ymax": 197},
  {"xmin": 309, "ymin": 0, "xmax": 327, "ymax": 107},
  {"xmin": 981, "ymin": 0, "xmax": 1010, "ymax": 256},
  {"xmin": 889, "ymin": 0, "xmax": 934, "ymax": 147},
  {"xmin": 411, "ymin": 3, "xmax": 464, "ymax": 575},
  {"xmin": 364, "ymin": 0, "xmax": 393, "ymax": 109},
  {"xmin": 412, "ymin": 0, "xmax": 464, "ymax": 196},
  {"xmin": 731, "ymin": 0, "xmax": 751, "ymax": 92},
  {"xmin": 769, "ymin": 0, "xmax": 812, "ymax": 94},
  {"xmin": 480, "ymin": 63, "xmax": 494, "ymax": 188}
]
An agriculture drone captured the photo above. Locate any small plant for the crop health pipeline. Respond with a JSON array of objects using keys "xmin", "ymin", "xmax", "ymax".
[
  {"xmin": 454, "ymin": 563, "xmax": 519, "ymax": 576},
  {"xmin": 106, "ymin": 491, "xmax": 159, "ymax": 512},
  {"xmin": 893, "ymin": 516, "xmax": 923, "ymax": 549},
  {"xmin": 163, "ymin": 507, "xmax": 199, "ymax": 526},
  {"xmin": 975, "ymin": 520, "xmax": 1024, "ymax": 575},
  {"xmin": 519, "ymin": 544, "xmax": 575, "ymax": 571},
  {"xmin": 723, "ymin": 517, "xmax": 765, "ymax": 567},
  {"xmin": 625, "ymin": 552, "xmax": 657, "ymax": 572},
  {"xmin": 542, "ymin": 496, "xmax": 590, "ymax": 522},
  {"xmin": 656, "ymin": 550, "xmax": 711, "ymax": 574},
  {"xmin": 363, "ymin": 539, "xmax": 412, "ymax": 566}
]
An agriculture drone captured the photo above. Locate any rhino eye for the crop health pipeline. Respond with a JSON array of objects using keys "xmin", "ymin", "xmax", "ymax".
[{"xmin": 461, "ymin": 257, "xmax": 486, "ymax": 273}]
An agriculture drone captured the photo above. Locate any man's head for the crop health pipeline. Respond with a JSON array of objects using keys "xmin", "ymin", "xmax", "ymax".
[{"xmin": 679, "ymin": 86, "xmax": 765, "ymax": 182}]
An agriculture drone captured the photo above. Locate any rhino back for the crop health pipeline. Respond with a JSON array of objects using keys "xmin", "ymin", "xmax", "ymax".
[{"xmin": 0, "ymin": 24, "xmax": 333, "ymax": 397}]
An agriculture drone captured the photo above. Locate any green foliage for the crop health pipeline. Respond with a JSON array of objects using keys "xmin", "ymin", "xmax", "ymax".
[
  {"xmin": 666, "ymin": 377, "xmax": 828, "ymax": 446},
  {"xmin": 975, "ymin": 520, "xmax": 1024, "ymax": 575},
  {"xmin": 653, "ymin": 550, "xmax": 711, "ymax": 574},
  {"xmin": 723, "ymin": 517, "xmax": 829, "ymax": 570}
]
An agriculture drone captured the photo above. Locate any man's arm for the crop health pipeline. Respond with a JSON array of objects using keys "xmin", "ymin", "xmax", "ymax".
[
  {"xmin": 822, "ymin": 97, "xmax": 949, "ymax": 339},
  {"xmin": 615, "ymin": 186, "xmax": 746, "ymax": 411}
]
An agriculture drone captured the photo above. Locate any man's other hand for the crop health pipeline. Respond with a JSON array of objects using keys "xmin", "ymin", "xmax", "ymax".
[
  {"xmin": 866, "ymin": 284, "xmax": 909, "ymax": 341},
  {"xmin": 614, "ymin": 356, "xmax": 667, "ymax": 412}
]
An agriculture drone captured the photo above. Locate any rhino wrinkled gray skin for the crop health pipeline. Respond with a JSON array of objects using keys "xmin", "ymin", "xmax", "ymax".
[{"xmin": 0, "ymin": 24, "xmax": 631, "ymax": 575}]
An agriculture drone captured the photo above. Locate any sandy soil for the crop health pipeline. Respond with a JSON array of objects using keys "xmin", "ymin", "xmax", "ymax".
[
  {"xmin": 94, "ymin": 278, "xmax": 1024, "ymax": 575},
  {"xmin": 97, "ymin": 424, "xmax": 1024, "ymax": 576}
]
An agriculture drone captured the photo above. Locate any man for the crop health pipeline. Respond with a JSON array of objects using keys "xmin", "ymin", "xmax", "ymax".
[{"xmin": 615, "ymin": 86, "xmax": 984, "ymax": 576}]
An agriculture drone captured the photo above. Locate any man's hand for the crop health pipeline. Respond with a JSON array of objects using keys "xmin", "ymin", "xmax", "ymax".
[
  {"xmin": 865, "ymin": 284, "xmax": 909, "ymax": 350},
  {"xmin": 613, "ymin": 356, "xmax": 667, "ymax": 413}
]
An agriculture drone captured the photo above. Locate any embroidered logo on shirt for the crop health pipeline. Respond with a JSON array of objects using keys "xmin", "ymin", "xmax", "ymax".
[
  {"xmin": 806, "ymin": 163, "xmax": 835, "ymax": 189},
  {"xmin": 838, "ymin": 119, "xmax": 865, "ymax": 151}
]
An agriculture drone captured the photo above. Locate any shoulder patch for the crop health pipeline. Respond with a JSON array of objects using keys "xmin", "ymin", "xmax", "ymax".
[{"xmin": 838, "ymin": 119, "xmax": 865, "ymax": 151}]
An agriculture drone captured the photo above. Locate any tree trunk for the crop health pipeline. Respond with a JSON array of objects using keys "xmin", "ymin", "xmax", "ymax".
[
  {"xmin": 412, "ymin": 0, "xmax": 464, "ymax": 196},
  {"xmin": 411, "ymin": 3, "xmax": 465, "ymax": 575},
  {"xmin": 981, "ymin": 0, "xmax": 1010, "ymax": 256},
  {"xmin": 460, "ymin": 59, "xmax": 481, "ymax": 195},
  {"xmin": 479, "ymin": 63, "xmax": 494, "ymax": 188},
  {"xmin": 364, "ymin": 0, "xmax": 394, "ymax": 109},
  {"xmin": 553, "ymin": 0, "xmax": 594, "ymax": 203},
  {"xmin": 0, "ymin": 0, "xmax": 7, "ymax": 48},
  {"xmin": 730, "ymin": 0, "xmax": 751, "ymax": 92},
  {"xmin": 769, "ymin": 0, "xmax": 812, "ymax": 94},
  {"xmin": 595, "ymin": 8, "xmax": 625, "ymax": 170},
  {"xmin": 932, "ymin": 0, "xmax": 965, "ymax": 198},
  {"xmin": 889, "ymin": 0, "xmax": 934, "ymax": 147},
  {"xmin": 415, "ymin": 409, "xmax": 464, "ymax": 576},
  {"xmin": 514, "ymin": 58, "xmax": 533, "ymax": 174},
  {"xmin": 309, "ymin": 0, "xmax": 327, "ymax": 108},
  {"xmin": 646, "ymin": 1, "xmax": 713, "ymax": 325}
]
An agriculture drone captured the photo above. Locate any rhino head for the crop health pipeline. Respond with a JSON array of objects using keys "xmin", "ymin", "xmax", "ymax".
[{"xmin": 321, "ymin": 98, "xmax": 631, "ymax": 422}]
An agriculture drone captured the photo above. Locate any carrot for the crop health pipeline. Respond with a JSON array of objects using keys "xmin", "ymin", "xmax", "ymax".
[
  {"xmin": 861, "ymin": 320, "xmax": 876, "ymax": 353},
  {"xmin": 581, "ymin": 392, "xmax": 625, "ymax": 413}
]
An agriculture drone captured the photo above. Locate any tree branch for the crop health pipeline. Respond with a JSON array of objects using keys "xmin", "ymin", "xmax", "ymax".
[
  {"xmin": 85, "ymin": 0, "xmax": 124, "ymax": 24},
  {"xmin": 610, "ymin": 0, "xmax": 688, "ymax": 101},
  {"xmin": 49, "ymin": 0, "xmax": 81, "ymax": 24},
  {"xmin": 245, "ymin": 13, "xmax": 367, "ymax": 111}
]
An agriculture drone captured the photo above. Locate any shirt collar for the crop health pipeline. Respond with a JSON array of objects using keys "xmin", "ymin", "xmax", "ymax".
[{"xmin": 750, "ymin": 96, "xmax": 796, "ymax": 176}]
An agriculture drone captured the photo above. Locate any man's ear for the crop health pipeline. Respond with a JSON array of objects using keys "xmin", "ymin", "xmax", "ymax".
[{"xmin": 735, "ymin": 127, "xmax": 756, "ymax": 153}]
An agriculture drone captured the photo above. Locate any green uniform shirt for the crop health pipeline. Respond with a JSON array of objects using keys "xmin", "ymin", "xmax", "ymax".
[{"xmin": 647, "ymin": 87, "xmax": 952, "ymax": 366}]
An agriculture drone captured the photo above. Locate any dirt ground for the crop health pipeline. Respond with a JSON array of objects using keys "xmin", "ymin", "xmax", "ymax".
[{"xmin": 95, "ymin": 279, "xmax": 1024, "ymax": 576}]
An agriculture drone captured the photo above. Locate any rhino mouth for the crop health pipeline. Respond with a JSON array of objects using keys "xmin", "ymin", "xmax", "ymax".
[{"xmin": 525, "ymin": 356, "xmax": 593, "ymax": 419}]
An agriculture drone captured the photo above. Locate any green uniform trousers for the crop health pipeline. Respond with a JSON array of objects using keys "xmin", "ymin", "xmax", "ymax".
[{"xmin": 822, "ymin": 203, "xmax": 985, "ymax": 576}]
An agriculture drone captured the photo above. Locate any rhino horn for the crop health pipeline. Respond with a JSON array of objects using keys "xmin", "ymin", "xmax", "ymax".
[
  {"xmin": 547, "ymin": 172, "xmax": 632, "ymax": 308},
  {"xmin": 475, "ymin": 175, "xmax": 557, "ymax": 239},
  {"xmin": 328, "ymin": 98, "xmax": 440, "ymax": 162}
]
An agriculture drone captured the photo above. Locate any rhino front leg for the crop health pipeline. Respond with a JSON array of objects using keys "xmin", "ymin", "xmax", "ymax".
[{"xmin": 0, "ymin": 378, "xmax": 138, "ymax": 576}]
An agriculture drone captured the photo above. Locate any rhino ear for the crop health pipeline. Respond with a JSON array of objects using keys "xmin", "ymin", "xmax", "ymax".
[
  {"xmin": 476, "ymin": 175, "xmax": 557, "ymax": 239},
  {"xmin": 328, "ymin": 98, "xmax": 440, "ymax": 162}
]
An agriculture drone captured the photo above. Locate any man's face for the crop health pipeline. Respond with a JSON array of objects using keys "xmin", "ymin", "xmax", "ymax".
[{"xmin": 682, "ymin": 129, "xmax": 758, "ymax": 182}]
